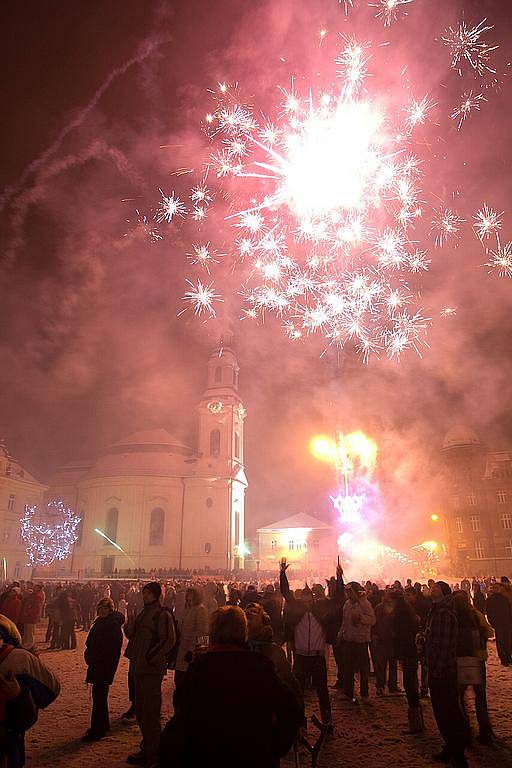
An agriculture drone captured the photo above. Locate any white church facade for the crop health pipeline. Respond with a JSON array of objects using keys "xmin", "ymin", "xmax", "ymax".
[{"xmin": 48, "ymin": 346, "xmax": 247, "ymax": 575}]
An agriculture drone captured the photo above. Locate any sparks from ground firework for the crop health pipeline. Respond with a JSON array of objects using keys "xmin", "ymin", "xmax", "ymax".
[
  {"xmin": 370, "ymin": 0, "xmax": 414, "ymax": 27},
  {"xmin": 186, "ymin": 242, "xmax": 223, "ymax": 274},
  {"xmin": 403, "ymin": 96, "xmax": 436, "ymax": 132},
  {"xmin": 339, "ymin": 0, "xmax": 354, "ymax": 14},
  {"xmin": 430, "ymin": 207, "xmax": 465, "ymax": 247},
  {"xmin": 486, "ymin": 241, "xmax": 512, "ymax": 279},
  {"xmin": 473, "ymin": 204, "xmax": 503, "ymax": 241},
  {"xmin": 442, "ymin": 18, "xmax": 498, "ymax": 77},
  {"xmin": 181, "ymin": 279, "xmax": 223, "ymax": 317},
  {"xmin": 451, "ymin": 90, "xmax": 485, "ymax": 130},
  {"xmin": 155, "ymin": 188, "xmax": 187, "ymax": 223}
]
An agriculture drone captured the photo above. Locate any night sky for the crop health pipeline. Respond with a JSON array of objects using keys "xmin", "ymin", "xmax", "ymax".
[{"xmin": 1, "ymin": 0, "xmax": 511, "ymax": 548}]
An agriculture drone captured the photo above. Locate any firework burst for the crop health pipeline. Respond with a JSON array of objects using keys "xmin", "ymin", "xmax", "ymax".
[
  {"xmin": 155, "ymin": 189, "xmax": 187, "ymax": 223},
  {"xmin": 473, "ymin": 204, "xmax": 503, "ymax": 241},
  {"xmin": 442, "ymin": 18, "xmax": 498, "ymax": 77},
  {"xmin": 181, "ymin": 279, "xmax": 223, "ymax": 316},
  {"xmin": 430, "ymin": 207, "xmax": 465, "ymax": 247},
  {"xmin": 370, "ymin": 0, "xmax": 414, "ymax": 27},
  {"xmin": 451, "ymin": 90, "xmax": 485, "ymax": 130},
  {"xmin": 486, "ymin": 241, "xmax": 512, "ymax": 279}
]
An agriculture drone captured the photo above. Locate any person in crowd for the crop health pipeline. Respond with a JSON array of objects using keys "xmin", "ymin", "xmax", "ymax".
[
  {"xmin": 374, "ymin": 588, "xmax": 400, "ymax": 695},
  {"xmin": 203, "ymin": 582, "xmax": 218, "ymax": 616},
  {"xmin": 339, "ymin": 581, "xmax": 375, "ymax": 704},
  {"xmin": 453, "ymin": 590, "xmax": 494, "ymax": 746},
  {"xmin": 83, "ymin": 598, "xmax": 124, "ymax": 741},
  {"xmin": 472, "ymin": 582, "xmax": 486, "ymax": 615},
  {"xmin": 240, "ymin": 584, "xmax": 260, "ymax": 609},
  {"xmin": 280, "ymin": 558, "xmax": 344, "ymax": 727},
  {"xmin": 0, "ymin": 614, "xmax": 60, "ymax": 767},
  {"xmin": 58, "ymin": 590, "xmax": 77, "ymax": 651},
  {"xmin": 163, "ymin": 586, "xmax": 176, "ymax": 612},
  {"xmin": 45, "ymin": 588, "xmax": 62, "ymax": 649},
  {"xmin": 500, "ymin": 576, "xmax": 512, "ymax": 611},
  {"xmin": 393, "ymin": 590, "xmax": 423, "ymax": 733},
  {"xmin": 159, "ymin": 606, "xmax": 303, "ymax": 768},
  {"xmin": 78, "ymin": 583, "xmax": 96, "ymax": 632},
  {"xmin": 407, "ymin": 585, "xmax": 430, "ymax": 697},
  {"xmin": 261, "ymin": 585, "xmax": 284, "ymax": 646},
  {"xmin": 124, "ymin": 582, "xmax": 176, "ymax": 768},
  {"xmin": 174, "ymin": 587, "xmax": 209, "ymax": 692},
  {"xmin": 0, "ymin": 588, "xmax": 22, "ymax": 629},
  {"xmin": 118, "ymin": 591, "xmax": 128, "ymax": 619},
  {"xmin": 425, "ymin": 581, "xmax": 468, "ymax": 768},
  {"xmin": 18, "ymin": 585, "xmax": 45, "ymax": 652},
  {"xmin": 227, "ymin": 588, "xmax": 241, "ymax": 607},
  {"xmin": 486, "ymin": 582, "xmax": 512, "ymax": 666}
]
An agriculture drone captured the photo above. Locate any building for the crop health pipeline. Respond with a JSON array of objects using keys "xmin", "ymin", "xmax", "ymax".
[
  {"xmin": 0, "ymin": 439, "xmax": 47, "ymax": 580},
  {"xmin": 257, "ymin": 512, "xmax": 338, "ymax": 574},
  {"xmin": 47, "ymin": 345, "xmax": 247, "ymax": 576},
  {"xmin": 441, "ymin": 425, "xmax": 512, "ymax": 575}
]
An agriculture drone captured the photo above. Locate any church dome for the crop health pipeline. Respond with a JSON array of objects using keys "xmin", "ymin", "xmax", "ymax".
[
  {"xmin": 84, "ymin": 429, "xmax": 197, "ymax": 479},
  {"xmin": 442, "ymin": 425, "xmax": 481, "ymax": 451}
]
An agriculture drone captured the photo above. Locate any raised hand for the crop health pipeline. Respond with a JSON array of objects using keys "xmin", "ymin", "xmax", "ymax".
[{"xmin": 280, "ymin": 558, "xmax": 289, "ymax": 572}]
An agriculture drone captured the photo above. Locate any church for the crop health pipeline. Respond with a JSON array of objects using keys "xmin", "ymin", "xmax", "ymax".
[{"xmin": 48, "ymin": 345, "xmax": 248, "ymax": 576}]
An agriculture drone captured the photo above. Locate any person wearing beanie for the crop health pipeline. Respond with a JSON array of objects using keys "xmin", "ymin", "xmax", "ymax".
[
  {"xmin": 125, "ymin": 582, "xmax": 176, "ymax": 768},
  {"xmin": 425, "ymin": 581, "xmax": 468, "ymax": 768}
]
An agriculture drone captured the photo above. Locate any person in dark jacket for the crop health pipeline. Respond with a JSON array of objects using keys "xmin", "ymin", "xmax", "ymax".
[
  {"xmin": 393, "ymin": 591, "xmax": 423, "ymax": 733},
  {"xmin": 78, "ymin": 583, "xmax": 96, "ymax": 632},
  {"xmin": 486, "ymin": 583, "xmax": 512, "ymax": 665},
  {"xmin": 425, "ymin": 582, "xmax": 468, "ymax": 768},
  {"xmin": 280, "ymin": 558, "xmax": 344, "ymax": 726},
  {"xmin": 472, "ymin": 583, "xmax": 486, "ymax": 615},
  {"xmin": 374, "ymin": 589, "xmax": 399, "ymax": 695},
  {"xmin": 83, "ymin": 598, "xmax": 124, "ymax": 741},
  {"xmin": 159, "ymin": 606, "xmax": 302, "ymax": 768}
]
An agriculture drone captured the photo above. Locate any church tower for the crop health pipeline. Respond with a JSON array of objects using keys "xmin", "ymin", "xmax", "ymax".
[{"xmin": 188, "ymin": 342, "xmax": 247, "ymax": 570}]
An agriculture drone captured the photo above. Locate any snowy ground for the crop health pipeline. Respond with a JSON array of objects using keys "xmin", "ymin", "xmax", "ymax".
[{"xmin": 26, "ymin": 627, "xmax": 512, "ymax": 768}]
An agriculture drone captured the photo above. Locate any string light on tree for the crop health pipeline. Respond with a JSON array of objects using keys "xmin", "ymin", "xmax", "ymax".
[{"xmin": 21, "ymin": 500, "xmax": 81, "ymax": 567}]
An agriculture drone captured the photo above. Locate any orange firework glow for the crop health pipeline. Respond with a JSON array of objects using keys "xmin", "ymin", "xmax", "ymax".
[{"xmin": 310, "ymin": 430, "xmax": 377, "ymax": 474}]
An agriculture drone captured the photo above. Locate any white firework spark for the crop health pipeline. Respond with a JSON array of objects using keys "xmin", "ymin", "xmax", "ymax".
[
  {"xmin": 473, "ymin": 204, "xmax": 503, "ymax": 241},
  {"xmin": 403, "ymin": 96, "xmax": 436, "ymax": 132},
  {"xmin": 186, "ymin": 243, "xmax": 223, "ymax": 274},
  {"xmin": 486, "ymin": 241, "xmax": 512, "ymax": 279},
  {"xmin": 442, "ymin": 18, "xmax": 498, "ymax": 77},
  {"xmin": 370, "ymin": 0, "xmax": 414, "ymax": 27},
  {"xmin": 155, "ymin": 189, "xmax": 187, "ymax": 223},
  {"xmin": 181, "ymin": 279, "xmax": 223, "ymax": 317},
  {"xmin": 451, "ymin": 90, "xmax": 485, "ymax": 130},
  {"xmin": 430, "ymin": 207, "xmax": 465, "ymax": 247},
  {"xmin": 190, "ymin": 183, "xmax": 213, "ymax": 207}
]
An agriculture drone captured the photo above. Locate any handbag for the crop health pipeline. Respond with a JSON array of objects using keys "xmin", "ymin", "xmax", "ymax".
[{"xmin": 457, "ymin": 656, "xmax": 482, "ymax": 686}]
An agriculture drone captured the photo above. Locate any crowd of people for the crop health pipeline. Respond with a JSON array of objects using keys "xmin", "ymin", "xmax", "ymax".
[{"xmin": 0, "ymin": 568, "xmax": 511, "ymax": 767}]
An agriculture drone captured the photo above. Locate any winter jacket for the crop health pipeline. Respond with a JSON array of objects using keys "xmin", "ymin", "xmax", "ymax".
[
  {"xmin": 486, "ymin": 592, "xmax": 512, "ymax": 631},
  {"xmin": 160, "ymin": 649, "xmax": 303, "ymax": 768},
  {"xmin": 18, "ymin": 591, "xmax": 45, "ymax": 626},
  {"xmin": 280, "ymin": 570, "xmax": 345, "ymax": 645},
  {"xmin": 473, "ymin": 588, "xmax": 486, "ymax": 615},
  {"xmin": 425, "ymin": 596, "xmax": 457, "ymax": 679},
  {"xmin": 473, "ymin": 608, "xmax": 494, "ymax": 661},
  {"xmin": 125, "ymin": 602, "xmax": 176, "ymax": 677},
  {"xmin": 392, "ymin": 601, "xmax": 419, "ymax": 661},
  {"xmin": 175, "ymin": 604, "xmax": 209, "ymax": 673},
  {"xmin": 339, "ymin": 597, "xmax": 376, "ymax": 644},
  {"xmin": 248, "ymin": 636, "xmax": 303, "ymax": 714},
  {"xmin": 373, "ymin": 603, "xmax": 395, "ymax": 651},
  {"xmin": 0, "ymin": 594, "xmax": 21, "ymax": 626},
  {"xmin": 84, "ymin": 611, "xmax": 124, "ymax": 685}
]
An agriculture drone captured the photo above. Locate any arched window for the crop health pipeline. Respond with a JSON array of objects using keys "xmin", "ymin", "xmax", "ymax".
[
  {"xmin": 214, "ymin": 366, "xmax": 222, "ymax": 383},
  {"xmin": 234, "ymin": 432, "xmax": 240, "ymax": 458},
  {"xmin": 233, "ymin": 369, "xmax": 238, "ymax": 386},
  {"xmin": 206, "ymin": 497, "xmax": 213, "ymax": 509},
  {"xmin": 149, "ymin": 507, "xmax": 165, "ymax": 546},
  {"xmin": 204, "ymin": 543, "xmax": 212, "ymax": 554},
  {"xmin": 105, "ymin": 507, "xmax": 119, "ymax": 545},
  {"xmin": 210, "ymin": 429, "xmax": 221, "ymax": 457}
]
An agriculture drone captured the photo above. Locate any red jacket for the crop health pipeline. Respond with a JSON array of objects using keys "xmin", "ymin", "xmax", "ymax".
[
  {"xmin": 19, "ymin": 591, "xmax": 45, "ymax": 625},
  {"xmin": 1, "ymin": 593, "xmax": 22, "ymax": 625}
]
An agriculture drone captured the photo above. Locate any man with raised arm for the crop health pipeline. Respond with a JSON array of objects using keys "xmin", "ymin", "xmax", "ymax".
[{"xmin": 279, "ymin": 557, "xmax": 344, "ymax": 729}]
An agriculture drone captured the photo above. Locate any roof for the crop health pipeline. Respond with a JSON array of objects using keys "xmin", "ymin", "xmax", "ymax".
[
  {"xmin": 442, "ymin": 425, "xmax": 481, "ymax": 450},
  {"xmin": 257, "ymin": 512, "xmax": 334, "ymax": 533},
  {"xmin": 107, "ymin": 429, "xmax": 194, "ymax": 454}
]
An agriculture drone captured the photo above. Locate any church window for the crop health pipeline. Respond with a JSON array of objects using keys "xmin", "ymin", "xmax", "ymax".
[
  {"xmin": 497, "ymin": 490, "xmax": 507, "ymax": 504},
  {"xmin": 149, "ymin": 507, "xmax": 165, "ymax": 546},
  {"xmin": 455, "ymin": 517, "xmax": 463, "ymax": 534},
  {"xmin": 501, "ymin": 513, "xmax": 512, "ymax": 530},
  {"xmin": 270, "ymin": 539, "xmax": 277, "ymax": 550},
  {"xmin": 2, "ymin": 528, "xmax": 10, "ymax": 545},
  {"xmin": 105, "ymin": 507, "xmax": 119, "ymax": 545},
  {"xmin": 7, "ymin": 495, "xmax": 15, "ymax": 511},
  {"xmin": 234, "ymin": 432, "xmax": 240, "ymax": 458},
  {"xmin": 206, "ymin": 497, "xmax": 213, "ymax": 509},
  {"xmin": 214, "ymin": 366, "xmax": 222, "ymax": 383},
  {"xmin": 210, "ymin": 429, "xmax": 221, "ymax": 457},
  {"xmin": 204, "ymin": 543, "xmax": 211, "ymax": 554},
  {"xmin": 470, "ymin": 515, "xmax": 480, "ymax": 532}
]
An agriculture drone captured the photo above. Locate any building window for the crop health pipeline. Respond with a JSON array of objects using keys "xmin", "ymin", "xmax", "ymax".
[
  {"xmin": 7, "ymin": 495, "xmax": 15, "ymax": 512},
  {"xmin": 149, "ymin": 507, "xmax": 165, "ymax": 546},
  {"xmin": 452, "ymin": 495, "xmax": 461, "ymax": 511},
  {"xmin": 206, "ymin": 497, "xmax": 213, "ymax": 509},
  {"xmin": 270, "ymin": 539, "xmax": 277, "ymax": 550},
  {"xmin": 470, "ymin": 515, "xmax": 481, "ymax": 532},
  {"xmin": 210, "ymin": 429, "xmax": 221, "ymax": 457},
  {"xmin": 475, "ymin": 541, "xmax": 485, "ymax": 560},
  {"xmin": 14, "ymin": 562, "xmax": 20, "ymax": 579},
  {"xmin": 105, "ymin": 507, "xmax": 119, "ymax": 545},
  {"xmin": 467, "ymin": 494, "xmax": 477, "ymax": 507},
  {"xmin": 505, "ymin": 540, "xmax": 512, "ymax": 557},
  {"xmin": 214, "ymin": 366, "xmax": 222, "ymax": 383},
  {"xmin": 497, "ymin": 490, "xmax": 507, "ymax": 504},
  {"xmin": 288, "ymin": 540, "xmax": 295, "ymax": 551},
  {"xmin": 501, "ymin": 513, "xmax": 512, "ymax": 530},
  {"xmin": 2, "ymin": 529, "xmax": 10, "ymax": 545},
  {"xmin": 312, "ymin": 539, "xmax": 319, "ymax": 549},
  {"xmin": 234, "ymin": 432, "xmax": 240, "ymax": 459},
  {"xmin": 455, "ymin": 517, "xmax": 463, "ymax": 534},
  {"xmin": 205, "ymin": 542, "xmax": 211, "ymax": 554}
]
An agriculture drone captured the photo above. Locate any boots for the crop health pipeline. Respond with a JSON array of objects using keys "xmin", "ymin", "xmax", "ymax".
[{"xmin": 405, "ymin": 705, "xmax": 424, "ymax": 734}]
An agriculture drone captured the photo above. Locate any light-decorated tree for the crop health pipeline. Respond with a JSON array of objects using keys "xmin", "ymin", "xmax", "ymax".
[{"xmin": 21, "ymin": 500, "xmax": 81, "ymax": 567}]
